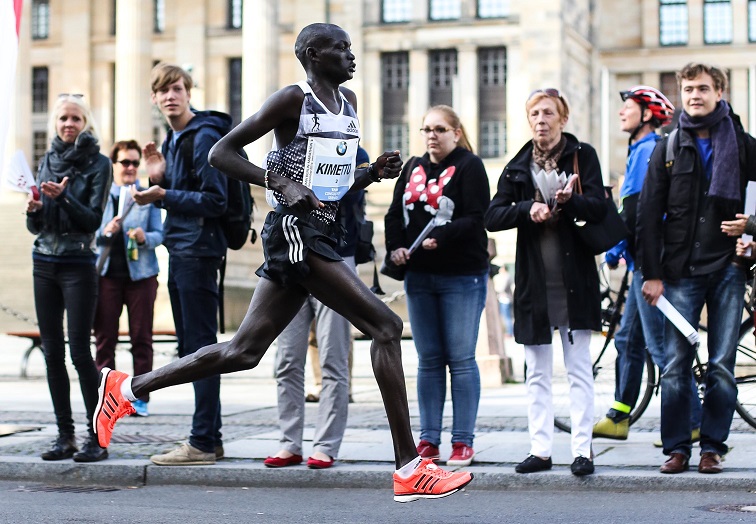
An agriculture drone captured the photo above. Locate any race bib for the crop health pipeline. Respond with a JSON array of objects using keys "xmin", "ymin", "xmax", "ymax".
[{"xmin": 303, "ymin": 137, "xmax": 358, "ymax": 201}]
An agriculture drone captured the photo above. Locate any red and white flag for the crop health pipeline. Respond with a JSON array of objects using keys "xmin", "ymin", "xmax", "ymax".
[{"xmin": 0, "ymin": 0, "xmax": 23, "ymax": 185}]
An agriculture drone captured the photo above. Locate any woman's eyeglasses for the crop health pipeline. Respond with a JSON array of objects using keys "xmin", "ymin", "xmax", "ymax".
[
  {"xmin": 58, "ymin": 93, "xmax": 85, "ymax": 99},
  {"xmin": 116, "ymin": 160, "xmax": 140, "ymax": 168},
  {"xmin": 420, "ymin": 126, "xmax": 453, "ymax": 135},
  {"xmin": 528, "ymin": 88, "xmax": 562, "ymax": 101}
]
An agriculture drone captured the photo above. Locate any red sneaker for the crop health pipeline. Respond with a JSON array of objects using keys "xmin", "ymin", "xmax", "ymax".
[
  {"xmin": 447, "ymin": 442, "xmax": 475, "ymax": 467},
  {"xmin": 93, "ymin": 368, "xmax": 135, "ymax": 448},
  {"xmin": 416, "ymin": 440, "xmax": 440, "ymax": 459},
  {"xmin": 393, "ymin": 458, "xmax": 473, "ymax": 503}
]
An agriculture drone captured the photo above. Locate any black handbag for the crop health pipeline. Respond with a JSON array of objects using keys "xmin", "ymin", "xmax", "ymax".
[
  {"xmin": 380, "ymin": 253, "xmax": 407, "ymax": 281},
  {"xmin": 571, "ymin": 152, "xmax": 629, "ymax": 255}
]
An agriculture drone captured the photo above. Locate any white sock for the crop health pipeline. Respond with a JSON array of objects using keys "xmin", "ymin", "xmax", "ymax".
[
  {"xmin": 121, "ymin": 377, "xmax": 137, "ymax": 402},
  {"xmin": 395, "ymin": 456, "xmax": 423, "ymax": 478}
]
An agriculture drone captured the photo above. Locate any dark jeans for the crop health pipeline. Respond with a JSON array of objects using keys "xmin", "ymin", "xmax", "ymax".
[
  {"xmin": 612, "ymin": 271, "xmax": 702, "ymax": 428},
  {"xmin": 94, "ymin": 275, "xmax": 158, "ymax": 402},
  {"xmin": 661, "ymin": 263, "xmax": 744, "ymax": 457},
  {"xmin": 168, "ymin": 255, "xmax": 223, "ymax": 453},
  {"xmin": 33, "ymin": 259, "xmax": 100, "ymax": 436}
]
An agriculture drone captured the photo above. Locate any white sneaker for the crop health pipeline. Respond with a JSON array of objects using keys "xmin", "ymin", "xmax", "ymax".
[{"xmin": 150, "ymin": 443, "xmax": 215, "ymax": 466}]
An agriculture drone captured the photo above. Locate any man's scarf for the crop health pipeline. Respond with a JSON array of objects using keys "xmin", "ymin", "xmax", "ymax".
[{"xmin": 679, "ymin": 100, "xmax": 740, "ymax": 211}]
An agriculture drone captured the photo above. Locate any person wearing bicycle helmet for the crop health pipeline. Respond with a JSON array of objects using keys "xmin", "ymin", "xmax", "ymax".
[{"xmin": 594, "ymin": 86, "xmax": 703, "ymax": 443}]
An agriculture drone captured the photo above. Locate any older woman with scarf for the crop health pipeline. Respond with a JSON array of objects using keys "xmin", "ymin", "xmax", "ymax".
[
  {"xmin": 485, "ymin": 89, "xmax": 606, "ymax": 476},
  {"xmin": 25, "ymin": 94, "xmax": 112, "ymax": 462}
]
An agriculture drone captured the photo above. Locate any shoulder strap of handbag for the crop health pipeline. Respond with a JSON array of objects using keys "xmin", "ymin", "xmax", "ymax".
[{"xmin": 573, "ymin": 151, "xmax": 583, "ymax": 195}]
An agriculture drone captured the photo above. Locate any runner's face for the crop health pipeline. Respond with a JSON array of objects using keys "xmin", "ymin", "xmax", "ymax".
[{"xmin": 319, "ymin": 30, "xmax": 356, "ymax": 83}]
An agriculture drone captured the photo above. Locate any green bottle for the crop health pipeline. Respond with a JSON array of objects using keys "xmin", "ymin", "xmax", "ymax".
[{"xmin": 127, "ymin": 229, "xmax": 139, "ymax": 261}]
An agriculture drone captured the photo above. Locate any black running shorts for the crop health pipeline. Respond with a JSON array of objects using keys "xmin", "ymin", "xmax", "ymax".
[{"xmin": 255, "ymin": 206, "xmax": 343, "ymax": 288}]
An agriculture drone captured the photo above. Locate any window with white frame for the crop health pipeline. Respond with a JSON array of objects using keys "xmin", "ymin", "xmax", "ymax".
[
  {"xmin": 429, "ymin": 50, "xmax": 457, "ymax": 107},
  {"xmin": 381, "ymin": 52, "xmax": 410, "ymax": 157},
  {"xmin": 703, "ymin": 0, "xmax": 732, "ymax": 44},
  {"xmin": 659, "ymin": 0, "xmax": 688, "ymax": 46},
  {"xmin": 382, "ymin": 0, "xmax": 412, "ymax": 23},
  {"xmin": 429, "ymin": 0, "xmax": 461, "ymax": 21},
  {"xmin": 154, "ymin": 0, "xmax": 165, "ymax": 33},
  {"xmin": 478, "ymin": 0, "xmax": 510, "ymax": 18},
  {"xmin": 750, "ymin": 0, "xmax": 756, "ymax": 41},
  {"xmin": 228, "ymin": 0, "xmax": 243, "ymax": 29},
  {"xmin": 478, "ymin": 47, "xmax": 507, "ymax": 158},
  {"xmin": 32, "ymin": 67, "xmax": 49, "ymax": 114},
  {"xmin": 229, "ymin": 58, "xmax": 243, "ymax": 126},
  {"xmin": 32, "ymin": 0, "xmax": 50, "ymax": 40}
]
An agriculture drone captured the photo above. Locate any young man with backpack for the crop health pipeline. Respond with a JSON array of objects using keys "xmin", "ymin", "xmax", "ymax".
[
  {"xmin": 131, "ymin": 62, "xmax": 229, "ymax": 466},
  {"xmin": 638, "ymin": 63, "xmax": 756, "ymax": 474}
]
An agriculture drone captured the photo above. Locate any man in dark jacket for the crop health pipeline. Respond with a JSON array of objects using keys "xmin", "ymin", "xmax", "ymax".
[
  {"xmin": 638, "ymin": 63, "xmax": 756, "ymax": 475},
  {"xmin": 131, "ymin": 63, "xmax": 228, "ymax": 466}
]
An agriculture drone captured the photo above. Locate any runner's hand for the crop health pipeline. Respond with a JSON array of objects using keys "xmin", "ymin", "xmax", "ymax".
[
  {"xmin": 373, "ymin": 150, "xmax": 402, "ymax": 180},
  {"xmin": 271, "ymin": 174, "xmax": 323, "ymax": 212}
]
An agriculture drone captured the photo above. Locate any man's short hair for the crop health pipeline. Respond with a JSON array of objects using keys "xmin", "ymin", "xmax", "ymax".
[
  {"xmin": 294, "ymin": 23, "xmax": 340, "ymax": 68},
  {"xmin": 677, "ymin": 63, "xmax": 728, "ymax": 93},
  {"xmin": 150, "ymin": 63, "xmax": 193, "ymax": 94}
]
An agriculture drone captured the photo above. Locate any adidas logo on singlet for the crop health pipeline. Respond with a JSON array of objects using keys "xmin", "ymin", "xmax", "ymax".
[{"xmin": 346, "ymin": 120, "xmax": 359, "ymax": 134}]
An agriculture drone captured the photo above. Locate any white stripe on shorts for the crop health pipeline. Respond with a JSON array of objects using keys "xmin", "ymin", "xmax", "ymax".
[{"xmin": 281, "ymin": 215, "xmax": 304, "ymax": 264}]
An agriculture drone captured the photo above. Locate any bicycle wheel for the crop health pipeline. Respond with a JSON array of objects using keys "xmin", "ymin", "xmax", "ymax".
[
  {"xmin": 734, "ymin": 319, "xmax": 756, "ymax": 428},
  {"xmin": 553, "ymin": 337, "xmax": 656, "ymax": 433}
]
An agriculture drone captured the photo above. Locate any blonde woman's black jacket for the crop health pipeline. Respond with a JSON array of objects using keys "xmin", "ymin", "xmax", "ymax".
[
  {"xmin": 485, "ymin": 133, "xmax": 606, "ymax": 345},
  {"xmin": 26, "ymin": 133, "xmax": 112, "ymax": 257}
]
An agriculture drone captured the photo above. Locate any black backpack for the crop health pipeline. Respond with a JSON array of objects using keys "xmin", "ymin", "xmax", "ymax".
[{"xmin": 179, "ymin": 128, "xmax": 255, "ymax": 250}]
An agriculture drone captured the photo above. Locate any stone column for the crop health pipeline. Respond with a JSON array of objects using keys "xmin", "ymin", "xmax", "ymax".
[
  {"xmin": 242, "ymin": 0, "xmax": 278, "ymax": 165},
  {"xmin": 115, "ymin": 0, "xmax": 153, "ymax": 146},
  {"xmin": 174, "ymin": 1, "xmax": 208, "ymax": 109},
  {"xmin": 408, "ymin": 50, "xmax": 429, "ymax": 155},
  {"xmin": 456, "ymin": 46, "xmax": 478, "ymax": 151},
  {"xmin": 689, "ymin": 0, "xmax": 704, "ymax": 47}
]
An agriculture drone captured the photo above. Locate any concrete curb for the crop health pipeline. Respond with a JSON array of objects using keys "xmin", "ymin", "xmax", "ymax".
[{"xmin": 2, "ymin": 456, "xmax": 756, "ymax": 492}]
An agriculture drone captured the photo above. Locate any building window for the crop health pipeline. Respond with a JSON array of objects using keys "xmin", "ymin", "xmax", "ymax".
[
  {"xmin": 659, "ymin": 0, "xmax": 688, "ymax": 46},
  {"xmin": 429, "ymin": 49, "xmax": 457, "ymax": 107},
  {"xmin": 478, "ymin": 0, "xmax": 510, "ymax": 18},
  {"xmin": 750, "ymin": 1, "xmax": 756, "ymax": 41},
  {"xmin": 32, "ymin": 0, "xmax": 50, "ymax": 40},
  {"xmin": 382, "ymin": 0, "xmax": 412, "ymax": 22},
  {"xmin": 154, "ymin": 0, "xmax": 165, "ymax": 33},
  {"xmin": 110, "ymin": 0, "xmax": 117, "ymax": 36},
  {"xmin": 32, "ymin": 67, "xmax": 49, "ymax": 114},
  {"xmin": 478, "ymin": 47, "xmax": 507, "ymax": 158},
  {"xmin": 704, "ymin": 0, "xmax": 732, "ymax": 44},
  {"xmin": 381, "ymin": 52, "xmax": 410, "ymax": 156},
  {"xmin": 429, "ymin": 0, "xmax": 461, "ymax": 21},
  {"xmin": 33, "ymin": 131, "xmax": 48, "ymax": 171},
  {"xmin": 228, "ymin": 0, "xmax": 243, "ymax": 29},
  {"xmin": 229, "ymin": 58, "xmax": 243, "ymax": 126}
]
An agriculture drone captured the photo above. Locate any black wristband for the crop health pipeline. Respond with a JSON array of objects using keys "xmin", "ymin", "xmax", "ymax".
[{"xmin": 367, "ymin": 163, "xmax": 381, "ymax": 183}]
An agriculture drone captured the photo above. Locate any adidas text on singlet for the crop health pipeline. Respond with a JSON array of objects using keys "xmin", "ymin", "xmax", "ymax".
[{"xmin": 264, "ymin": 81, "xmax": 361, "ymax": 223}]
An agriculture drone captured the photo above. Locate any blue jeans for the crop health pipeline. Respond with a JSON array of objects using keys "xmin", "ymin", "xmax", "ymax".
[
  {"xmin": 612, "ymin": 271, "xmax": 702, "ymax": 429},
  {"xmin": 33, "ymin": 260, "xmax": 100, "ymax": 436},
  {"xmin": 661, "ymin": 263, "xmax": 744, "ymax": 457},
  {"xmin": 168, "ymin": 255, "xmax": 223, "ymax": 453},
  {"xmin": 405, "ymin": 271, "xmax": 487, "ymax": 447}
]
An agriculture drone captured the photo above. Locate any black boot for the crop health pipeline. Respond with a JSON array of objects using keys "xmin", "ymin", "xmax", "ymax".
[
  {"xmin": 73, "ymin": 435, "xmax": 108, "ymax": 463},
  {"xmin": 41, "ymin": 434, "xmax": 78, "ymax": 461}
]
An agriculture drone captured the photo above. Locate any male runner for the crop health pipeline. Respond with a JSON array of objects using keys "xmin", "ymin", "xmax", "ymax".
[{"xmin": 94, "ymin": 22, "xmax": 472, "ymax": 503}]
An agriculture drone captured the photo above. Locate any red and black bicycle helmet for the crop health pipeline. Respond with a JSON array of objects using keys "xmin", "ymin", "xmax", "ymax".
[{"xmin": 620, "ymin": 85, "xmax": 675, "ymax": 127}]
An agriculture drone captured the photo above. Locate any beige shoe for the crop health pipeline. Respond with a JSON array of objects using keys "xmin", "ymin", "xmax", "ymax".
[
  {"xmin": 215, "ymin": 445, "xmax": 224, "ymax": 460},
  {"xmin": 150, "ymin": 443, "xmax": 216, "ymax": 466},
  {"xmin": 653, "ymin": 428, "xmax": 700, "ymax": 448}
]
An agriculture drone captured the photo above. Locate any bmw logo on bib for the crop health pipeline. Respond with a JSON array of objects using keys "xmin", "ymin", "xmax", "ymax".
[{"xmin": 336, "ymin": 141, "xmax": 348, "ymax": 156}]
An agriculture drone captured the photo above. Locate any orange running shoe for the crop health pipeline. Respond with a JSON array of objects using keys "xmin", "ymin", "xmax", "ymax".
[
  {"xmin": 93, "ymin": 367, "xmax": 135, "ymax": 448},
  {"xmin": 393, "ymin": 458, "xmax": 473, "ymax": 503}
]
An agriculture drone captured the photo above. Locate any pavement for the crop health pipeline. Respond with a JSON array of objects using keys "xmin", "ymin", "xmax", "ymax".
[{"xmin": 1, "ymin": 333, "xmax": 756, "ymax": 492}]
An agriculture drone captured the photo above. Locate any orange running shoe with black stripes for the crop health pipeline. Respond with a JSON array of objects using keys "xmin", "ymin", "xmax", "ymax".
[
  {"xmin": 393, "ymin": 458, "xmax": 473, "ymax": 503},
  {"xmin": 93, "ymin": 367, "xmax": 135, "ymax": 448}
]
